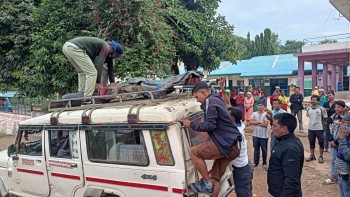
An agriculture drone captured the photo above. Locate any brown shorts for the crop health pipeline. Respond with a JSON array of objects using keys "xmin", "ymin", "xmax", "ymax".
[{"xmin": 190, "ymin": 140, "xmax": 240, "ymax": 181}]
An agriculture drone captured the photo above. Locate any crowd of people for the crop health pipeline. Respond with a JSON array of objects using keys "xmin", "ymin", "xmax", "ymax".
[
  {"xmin": 61, "ymin": 36, "xmax": 350, "ymax": 196},
  {"xmin": 182, "ymin": 78, "xmax": 350, "ymax": 197}
]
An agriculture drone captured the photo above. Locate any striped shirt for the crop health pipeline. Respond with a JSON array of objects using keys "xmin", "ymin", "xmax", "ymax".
[
  {"xmin": 251, "ymin": 112, "xmax": 268, "ymax": 138},
  {"xmin": 335, "ymin": 157, "xmax": 348, "ymax": 175}
]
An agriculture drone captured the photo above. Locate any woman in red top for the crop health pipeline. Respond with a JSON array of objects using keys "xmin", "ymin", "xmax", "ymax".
[
  {"xmin": 236, "ymin": 92, "xmax": 245, "ymax": 121},
  {"xmin": 270, "ymin": 90, "xmax": 279, "ymax": 110}
]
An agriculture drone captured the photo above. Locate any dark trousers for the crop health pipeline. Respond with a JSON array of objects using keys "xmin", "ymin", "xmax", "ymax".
[
  {"xmin": 233, "ymin": 163, "xmax": 253, "ymax": 197},
  {"xmin": 253, "ymin": 136, "xmax": 268, "ymax": 165},
  {"xmin": 308, "ymin": 129, "xmax": 325, "ymax": 149},
  {"xmin": 291, "ymin": 110, "xmax": 303, "ymax": 130},
  {"xmin": 324, "ymin": 132, "xmax": 329, "ymax": 150}
]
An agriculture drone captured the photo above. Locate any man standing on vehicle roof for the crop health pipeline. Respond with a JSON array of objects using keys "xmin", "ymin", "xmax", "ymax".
[
  {"xmin": 182, "ymin": 82, "xmax": 242, "ymax": 196},
  {"xmin": 62, "ymin": 36, "xmax": 123, "ymax": 105}
]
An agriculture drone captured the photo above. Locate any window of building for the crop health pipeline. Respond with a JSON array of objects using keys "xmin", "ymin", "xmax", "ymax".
[
  {"xmin": 86, "ymin": 130, "xmax": 149, "ymax": 166},
  {"xmin": 18, "ymin": 130, "xmax": 43, "ymax": 156},
  {"xmin": 249, "ymin": 79, "xmax": 263, "ymax": 89},
  {"xmin": 304, "ymin": 80, "xmax": 312, "ymax": 89},
  {"xmin": 237, "ymin": 80, "xmax": 244, "ymax": 86}
]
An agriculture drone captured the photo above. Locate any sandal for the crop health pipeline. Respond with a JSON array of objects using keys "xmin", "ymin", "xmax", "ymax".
[
  {"xmin": 318, "ymin": 156, "xmax": 324, "ymax": 163},
  {"xmin": 306, "ymin": 155, "xmax": 316, "ymax": 162},
  {"xmin": 324, "ymin": 178, "xmax": 336, "ymax": 184}
]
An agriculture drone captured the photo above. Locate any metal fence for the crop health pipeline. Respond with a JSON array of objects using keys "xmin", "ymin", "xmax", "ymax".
[
  {"xmin": 1, "ymin": 96, "xmax": 47, "ymax": 117},
  {"xmin": 303, "ymin": 33, "xmax": 350, "ymax": 46}
]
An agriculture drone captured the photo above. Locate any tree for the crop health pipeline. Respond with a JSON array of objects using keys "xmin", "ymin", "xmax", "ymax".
[
  {"xmin": 1, "ymin": 0, "xmax": 240, "ymax": 96},
  {"xmin": 0, "ymin": 0, "xmax": 35, "ymax": 92},
  {"xmin": 254, "ymin": 35, "xmax": 261, "ymax": 56},
  {"xmin": 93, "ymin": 0, "xmax": 175, "ymax": 78},
  {"xmin": 263, "ymin": 28, "xmax": 276, "ymax": 55},
  {"xmin": 319, "ymin": 39, "xmax": 337, "ymax": 44},
  {"xmin": 243, "ymin": 28, "xmax": 279, "ymax": 59},
  {"xmin": 244, "ymin": 32, "xmax": 251, "ymax": 59},
  {"xmin": 279, "ymin": 40, "xmax": 305, "ymax": 54},
  {"xmin": 24, "ymin": 0, "xmax": 94, "ymax": 96},
  {"xmin": 163, "ymin": 0, "xmax": 239, "ymax": 71},
  {"xmin": 235, "ymin": 35, "xmax": 248, "ymax": 60},
  {"xmin": 94, "ymin": 0, "xmax": 239, "ymax": 73}
]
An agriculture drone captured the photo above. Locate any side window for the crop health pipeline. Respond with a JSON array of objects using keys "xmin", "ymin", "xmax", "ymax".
[
  {"xmin": 18, "ymin": 130, "xmax": 43, "ymax": 156},
  {"xmin": 86, "ymin": 130, "xmax": 149, "ymax": 166},
  {"xmin": 187, "ymin": 117, "xmax": 210, "ymax": 146},
  {"xmin": 49, "ymin": 130, "xmax": 79, "ymax": 159},
  {"xmin": 150, "ymin": 130, "xmax": 174, "ymax": 166}
]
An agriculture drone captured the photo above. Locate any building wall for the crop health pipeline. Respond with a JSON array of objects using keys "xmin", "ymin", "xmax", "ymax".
[
  {"xmin": 209, "ymin": 75, "xmax": 318, "ymax": 96},
  {"xmin": 302, "ymin": 42, "xmax": 350, "ymax": 53}
]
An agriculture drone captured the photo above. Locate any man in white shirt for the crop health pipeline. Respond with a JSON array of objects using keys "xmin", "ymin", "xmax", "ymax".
[
  {"xmin": 228, "ymin": 107, "xmax": 252, "ymax": 197},
  {"xmin": 219, "ymin": 77, "xmax": 252, "ymax": 197},
  {"xmin": 306, "ymin": 95, "xmax": 327, "ymax": 163}
]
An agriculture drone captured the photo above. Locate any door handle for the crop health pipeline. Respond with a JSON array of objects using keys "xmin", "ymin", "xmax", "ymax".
[{"xmin": 70, "ymin": 163, "xmax": 77, "ymax": 168}]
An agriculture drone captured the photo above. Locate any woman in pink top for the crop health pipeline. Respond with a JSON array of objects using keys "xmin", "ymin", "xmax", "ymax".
[{"xmin": 244, "ymin": 92, "xmax": 254, "ymax": 124}]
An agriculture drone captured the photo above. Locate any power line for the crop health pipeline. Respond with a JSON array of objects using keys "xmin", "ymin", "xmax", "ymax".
[{"xmin": 319, "ymin": 8, "xmax": 336, "ymax": 36}]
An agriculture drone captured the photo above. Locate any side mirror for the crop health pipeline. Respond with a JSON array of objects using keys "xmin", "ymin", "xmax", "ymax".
[{"xmin": 7, "ymin": 144, "xmax": 15, "ymax": 158}]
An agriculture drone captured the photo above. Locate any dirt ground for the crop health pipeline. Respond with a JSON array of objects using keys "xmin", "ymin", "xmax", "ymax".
[
  {"xmin": 0, "ymin": 108, "xmax": 340, "ymax": 197},
  {"xmin": 0, "ymin": 135, "xmax": 15, "ymax": 151}
]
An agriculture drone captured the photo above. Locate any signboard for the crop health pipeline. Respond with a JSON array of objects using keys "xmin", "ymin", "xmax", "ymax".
[{"xmin": 0, "ymin": 113, "xmax": 31, "ymax": 135}]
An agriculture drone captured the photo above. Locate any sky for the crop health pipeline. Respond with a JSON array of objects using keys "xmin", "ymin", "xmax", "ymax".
[{"xmin": 217, "ymin": 0, "xmax": 350, "ymax": 44}]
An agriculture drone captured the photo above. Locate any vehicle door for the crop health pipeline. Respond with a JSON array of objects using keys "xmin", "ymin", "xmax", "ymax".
[
  {"xmin": 10, "ymin": 126, "xmax": 50, "ymax": 196},
  {"xmin": 80, "ymin": 125, "xmax": 173, "ymax": 197},
  {"xmin": 184, "ymin": 115, "xmax": 235, "ymax": 197},
  {"xmin": 45, "ymin": 126, "xmax": 84, "ymax": 197}
]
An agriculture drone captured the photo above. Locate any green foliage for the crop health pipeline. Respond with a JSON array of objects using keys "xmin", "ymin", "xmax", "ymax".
[
  {"xmin": 0, "ymin": 0, "xmax": 35, "ymax": 92},
  {"xmin": 1, "ymin": 0, "xmax": 239, "ymax": 96},
  {"xmin": 318, "ymin": 39, "xmax": 337, "ymax": 44},
  {"xmin": 93, "ymin": 0, "xmax": 175, "ymax": 78},
  {"xmin": 95, "ymin": 0, "xmax": 238, "ymax": 74},
  {"xmin": 235, "ymin": 35, "xmax": 248, "ymax": 59},
  {"xmin": 279, "ymin": 40, "xmax": 305, "ymax": 54},
  {"xmin": 165, "ymin": 0, "xmax": 239, "ymax": 71},
  {"xmin": 242, "ymin": 28, "xmax": 279, "ymax": 59},
  {"xmin": 25, "ymin": 0, "xmax": 93, "ymax": 96}
]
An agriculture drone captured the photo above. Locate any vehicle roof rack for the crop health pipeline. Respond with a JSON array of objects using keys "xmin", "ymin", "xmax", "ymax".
[
  {"xmin": 47, "ymin": 89, "xmax": 192, "ymax": 112},
  {"xmin": 46, "ymin": 78, "xmax": 219, "ymax": 112}
]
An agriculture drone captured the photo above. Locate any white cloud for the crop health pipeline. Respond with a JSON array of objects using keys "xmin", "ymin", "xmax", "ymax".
[{"xmin": 218, "ymin": 0, "xmax": 350, "ymax": 42}]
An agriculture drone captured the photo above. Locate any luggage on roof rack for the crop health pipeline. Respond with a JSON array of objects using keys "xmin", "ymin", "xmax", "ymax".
[
  {"xmin": 46, "ymin": 72, "xmax": 218, "ymax": 112},
  {"xmin": 47, "ymin": 89, "xmax": 168, "ymax": 112}
]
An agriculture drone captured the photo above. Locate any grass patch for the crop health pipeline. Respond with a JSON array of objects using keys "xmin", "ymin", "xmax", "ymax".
[{"xmin": 0, "ymin": 133, "xmax": 8, "ymax": 138}]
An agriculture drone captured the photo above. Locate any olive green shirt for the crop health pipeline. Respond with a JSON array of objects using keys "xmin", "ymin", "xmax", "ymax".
[{"xmin": 69, "ymin": 37, "xmax": 109, "ymax": 82}]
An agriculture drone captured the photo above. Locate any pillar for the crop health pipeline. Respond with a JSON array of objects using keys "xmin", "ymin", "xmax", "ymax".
[
  {"xmin": 338, "ymin": 66, "xmax": 343, "ymax": 86},
  {"xmin": 322, "ymin": 64, "xmax": 328, "ymax": 92},
  {"xmin": 297, "ymin": 58, "xmax": 305, "ymax": 95},
  {"xmin": 225, "ymin": 76, "xmax": 229, "ymax": 88},
  {"xmin": 331, "ymin": 65, "xmax": 336, "ymax": 91},
  {"xmin": 312, "ymin": 61, "xmax": 317, "ymax": 89}
]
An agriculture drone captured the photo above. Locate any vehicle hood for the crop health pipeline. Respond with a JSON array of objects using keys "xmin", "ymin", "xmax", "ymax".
[{"xmin": 0, "ymin": 150, "xmax": 9, "ymax": 168}]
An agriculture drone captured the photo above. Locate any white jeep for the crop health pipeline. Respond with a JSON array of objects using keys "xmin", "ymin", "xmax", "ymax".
[{"xmin": 0, "ymin": 92, "xmax": 235, "ymax": 197}]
